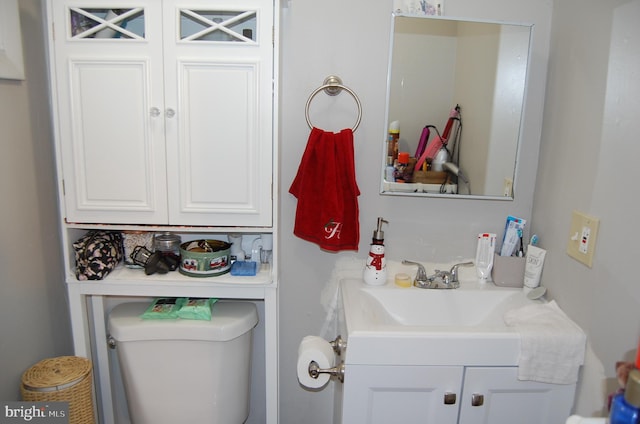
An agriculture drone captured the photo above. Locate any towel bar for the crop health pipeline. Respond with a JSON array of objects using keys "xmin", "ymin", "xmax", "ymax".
[{"xmin": 305, "ymin": 75, "xmax": 362, "ymax": 131}]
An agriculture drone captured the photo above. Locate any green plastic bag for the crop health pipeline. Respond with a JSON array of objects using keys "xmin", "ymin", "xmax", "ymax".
[
  {"xmin": 177, "ymin": 298, "xmax": 217, "ymax": 321},
  {"xmin": 141, "ymin": 298, "xmax": 185, "ymax": 319}
]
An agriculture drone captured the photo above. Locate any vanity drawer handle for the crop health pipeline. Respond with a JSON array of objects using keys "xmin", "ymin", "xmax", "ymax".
[
  {"xmin": 443, "ymin": 392, "xmax": 457, "ymax": 405},
  {"xmin": 471, "ymin": 393, "xmax": 484, "ymax": 406}
]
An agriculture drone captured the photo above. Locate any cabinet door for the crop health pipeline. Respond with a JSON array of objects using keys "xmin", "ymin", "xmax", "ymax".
[
  {"xmin": 50, "ymin": 1, "xmax": 169, "ymax": 224},
  {"xmin": 342, "ymin": 365, "xmax": 463, "ymax": 424},
  {"xmin": 459, "ymin": 367, "xmax": 576, "ymax": 424},
  {"xmin": 162, "ymin": 0, "xmax": 274, "ymax": 226}
]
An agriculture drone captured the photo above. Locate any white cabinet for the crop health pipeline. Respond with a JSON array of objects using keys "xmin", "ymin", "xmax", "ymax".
[
  {"xmin": 342, "ymin": 365, "xmax": 576, "ymax": 424},
  {"xmin": 459, "ymin": 367, "xmax": 576, "ymax": 424},
  {"xmin": 45, "ymin": 1, "xmax": 279, "ymax": 423},
  {"xmin": 342, "ymin": 365, "xmax": 463, "ymax": 423},
  {"xmin": 48, "ymin": 0, "xmax": 274, "ymax": 226}
]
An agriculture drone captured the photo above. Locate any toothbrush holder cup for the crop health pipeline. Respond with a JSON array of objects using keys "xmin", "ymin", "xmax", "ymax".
[{"xmin": 491, "ymin": 253, "xmax": 525, "ymax": 288}]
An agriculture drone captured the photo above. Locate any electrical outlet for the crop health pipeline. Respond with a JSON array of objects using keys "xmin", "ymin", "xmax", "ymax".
[
  {"xmin": 503, "ymin": 178, "xmax": 513, "ymax": 197},
  {"xmin": 566, "ymin": 210, "xmax": 599, "ymax": 267},
  {"xmin": 579, "ymin": 226, "xmax": 591, "ymax": 254}
]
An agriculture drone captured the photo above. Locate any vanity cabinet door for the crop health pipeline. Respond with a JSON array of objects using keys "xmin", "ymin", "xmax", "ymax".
[
  {"xmin": 341, "ymin": 365, "xmax": 463, "ymax": 424},
  {"xmin": 459, "ymin": 367, "xmax": 576, "ymax": 424}
]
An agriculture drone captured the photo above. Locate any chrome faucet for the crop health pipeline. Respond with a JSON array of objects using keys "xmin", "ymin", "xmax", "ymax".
[
  {"xmin": 402, "ymin": 260, "xmax": 473, "ymax": 289},
  {"xmin": 401, "ymin": 260, "xmax": 429, "ymax": 288},
  {"xmin": 449, "ymin": 261, "xmax": 474, "ymax": 284}
]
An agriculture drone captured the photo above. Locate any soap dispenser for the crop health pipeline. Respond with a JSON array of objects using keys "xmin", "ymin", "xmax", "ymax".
[
  {"xmin": 610, "ymin": 368, "xmax": 640, "ymax": 424},
  {"xmin": 363, "ymin": 217, "xmax": 388, "ymax": 286}
]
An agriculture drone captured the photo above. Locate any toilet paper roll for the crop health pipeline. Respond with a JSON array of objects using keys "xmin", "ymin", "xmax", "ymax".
[{"xmin": 297, "ymin": 336, "xmax": 335, "ymax": 389}]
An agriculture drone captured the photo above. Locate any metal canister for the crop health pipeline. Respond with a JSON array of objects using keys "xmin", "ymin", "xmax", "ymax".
[
  {"xmin": 153, "ymin": 233, "xmax": 181, "ymax": 254},
  {"xmin": 153, "ymin": 233, "xmax": 181, "ymax": 271}
]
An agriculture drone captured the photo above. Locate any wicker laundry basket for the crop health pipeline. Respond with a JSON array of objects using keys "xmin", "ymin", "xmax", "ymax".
[{"xmin": 21, "ymin": 356, "xmax": 95, "ymax": 424}]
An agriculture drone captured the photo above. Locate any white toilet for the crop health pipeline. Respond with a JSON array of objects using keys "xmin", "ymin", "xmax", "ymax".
[{"xmin": 108, "ymin": 301, "xmax": 258, "ymax": 424}]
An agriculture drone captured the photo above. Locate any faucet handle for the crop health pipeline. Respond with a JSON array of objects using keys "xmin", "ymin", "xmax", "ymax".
[
  {"xmin": 449, "ymin": 261, "xmax": 474, "ymax": 283},
  {"xmin": 402, "ymin": 260, "xmax": 428, "ymax": 287}
]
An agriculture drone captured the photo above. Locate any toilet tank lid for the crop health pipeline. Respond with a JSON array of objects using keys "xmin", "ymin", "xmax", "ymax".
[{"xmin": 108, "ymin": 301, "xmax": 258, "ymax": 342}]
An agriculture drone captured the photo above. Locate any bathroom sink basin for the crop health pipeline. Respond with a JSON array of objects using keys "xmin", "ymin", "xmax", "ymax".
[
  {"xmin": 338, "ymin": 262, "xmax": 540, "ymax": 366},
  {"xmin": 358, "ymin": 284, "xmax": 524, "ymax": 327}
]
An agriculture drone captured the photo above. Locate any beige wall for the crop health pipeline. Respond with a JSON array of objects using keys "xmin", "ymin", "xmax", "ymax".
[
  {"xmin": 4, "ymin": 0, "xmax": 638, "ymax": 420},
  {"xmin": 534, "ymin": 0, "xmax": 640, "ymax": 412},
  {"xmin": 0, "ymin": 0, "xmax": 71, "ymax": 400}
]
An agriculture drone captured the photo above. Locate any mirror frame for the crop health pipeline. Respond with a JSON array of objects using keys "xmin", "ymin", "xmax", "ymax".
[
  {"xmin": 0, "ymin": 0, "xmax": 25, "ymax": 80},
  {"xmin": 380, "ymin": 13, "xmax": 534, "ymax": 200}
]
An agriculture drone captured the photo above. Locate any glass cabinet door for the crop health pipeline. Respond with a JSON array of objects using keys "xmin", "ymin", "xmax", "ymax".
[
  {"xmin": 179, "ymin": 9, "xmax": 257, "ymax": 42},
  {"xmin": 69, "ymin": 7, "xmax": 146, "ymax": 39}
]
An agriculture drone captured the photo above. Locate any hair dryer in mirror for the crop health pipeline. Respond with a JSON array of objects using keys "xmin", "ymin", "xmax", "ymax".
[{"xmin": 443, "ymin": 162, "xmax": 468, "ymax": 183}]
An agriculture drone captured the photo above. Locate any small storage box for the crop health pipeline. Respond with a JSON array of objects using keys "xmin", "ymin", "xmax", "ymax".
[
  {"xmin": 491, "ymin": 253, "xmax": 526, "ymax": 287},
  {"xmin": 412, "ymin": 170, "xmax": 449, "ymax": 184},
  {"xmin": 21, "ymin": 356, "xmax": 95, "ymax": 424}
]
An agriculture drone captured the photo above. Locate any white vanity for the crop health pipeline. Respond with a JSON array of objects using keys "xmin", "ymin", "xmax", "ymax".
[{"xmin": 336, "ymin": 262, "xmax": 581, "ymax": 424}]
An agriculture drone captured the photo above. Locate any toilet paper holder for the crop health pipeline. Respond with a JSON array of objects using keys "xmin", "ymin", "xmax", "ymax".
[
  {"xmin": 308, "ymin": 360, "xmax": 345, "ymax": 383},
  {"xmin": 329, "ymin": 335, "xmax": 347, "ymax": 356},
  {"xmin": 307, "ymin": 335, "xmax": 347, "ymax": 383}
]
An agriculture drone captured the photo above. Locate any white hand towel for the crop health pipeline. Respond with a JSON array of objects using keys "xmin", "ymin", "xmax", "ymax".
[{"xmin": 504, "ymin": 300, "xmax": 587, "ymax": 384}]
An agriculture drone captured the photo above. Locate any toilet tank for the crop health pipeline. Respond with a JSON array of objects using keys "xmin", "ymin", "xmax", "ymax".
[{"xmin": 109, "ymin": 301, "xmax": 258, "ymax": 424}]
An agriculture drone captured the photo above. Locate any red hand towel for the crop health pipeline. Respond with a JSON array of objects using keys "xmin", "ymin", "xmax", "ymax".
[{"xmin": 289, "ymin": 128, "xmax": 360, "ymax": 251}]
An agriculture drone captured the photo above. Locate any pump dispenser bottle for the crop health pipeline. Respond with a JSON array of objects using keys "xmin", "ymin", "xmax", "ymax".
[
  {"xmin": 610, "ymin": 368, "xmax": 640, "ymax": 424},
  {"xmin": 364, "ymin": 217, "xmax": 388, "ymax": 286}
]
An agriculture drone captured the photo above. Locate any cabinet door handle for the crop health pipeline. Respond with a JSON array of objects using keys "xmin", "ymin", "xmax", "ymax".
[
  {"xmin": 150, "ymin": 107, "xmax": 161, "ymax": 117},
  {"xmin": 471, "ymin": 393, "xmax": 484, "ymax": 406},
  {"xmin": 443, "ymin": 392, "xmax": 457, "ymax": 405},
  {"xmin": 165, "ymin": 108, "xmax": 176, "ymax": 118}
]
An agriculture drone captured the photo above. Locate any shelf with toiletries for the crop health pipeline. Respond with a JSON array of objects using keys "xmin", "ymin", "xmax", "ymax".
[
  {"xmin": 383, "ymin": 148, "xmax": 459, "ymax": 194},
  {"xmin": 71, "ymin": 261, "xmax": 273, "ymax": 287},
  {"xmin": 63, "ymin": 224, "xmax": 276, "ymax": 286},
  {"xmin": 382, "ymin": 179, "xmax": 458, "ymax": 195}
]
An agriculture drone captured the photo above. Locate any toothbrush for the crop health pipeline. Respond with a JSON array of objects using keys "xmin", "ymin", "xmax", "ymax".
[
  {"xmin": 525, "ymin": 234, "xmax": 539, "ymax": 256},
  {"xmin": 517, "ymin": 229, "xmax": 525, "ymax": 257}
]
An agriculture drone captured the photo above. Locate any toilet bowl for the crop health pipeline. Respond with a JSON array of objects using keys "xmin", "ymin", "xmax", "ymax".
[{"xmin": 108, "ymin": 301, "xmax": 258, "ymax": 424}]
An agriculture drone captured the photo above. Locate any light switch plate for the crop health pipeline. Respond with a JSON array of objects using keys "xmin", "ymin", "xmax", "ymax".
[
  {"xmin": 503, "ymin": 178, "xmax": 513, "ymax": 197},
  {"xmin": 566, "ymin": 210, "xmax": 599, "ymax": 267}
]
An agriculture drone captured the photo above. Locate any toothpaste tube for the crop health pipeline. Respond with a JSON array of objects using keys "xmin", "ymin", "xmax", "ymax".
[
  {"xmin": 523, "ymin": 245, "xmax": 547, "ymax": 290},
  {"xmin": 476, "ymin": 233, "xmax": 496, "ymax": 282},
  {"xmin": 500, "ymin": 215, "xmax": 526, "ymax": 257}
]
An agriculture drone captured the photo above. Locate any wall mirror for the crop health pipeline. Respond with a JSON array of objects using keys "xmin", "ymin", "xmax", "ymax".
[{"xmin": 380, "ymin": 14, "xmax": 533, "ymax": 199}]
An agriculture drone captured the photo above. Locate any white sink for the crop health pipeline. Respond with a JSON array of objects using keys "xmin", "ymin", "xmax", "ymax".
[
  {"xmin": 339, "ymin": 262, "xmax": 540, "ymax": 366},
  {"xmin": 359, "ymin": 285, "xmax": 524, "ymax": 327}
]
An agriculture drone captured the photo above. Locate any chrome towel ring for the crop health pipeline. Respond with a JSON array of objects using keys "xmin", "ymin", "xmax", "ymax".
[{"xmin": 305, "ymin": 75, "xmax": 362, "ymax": 131}]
